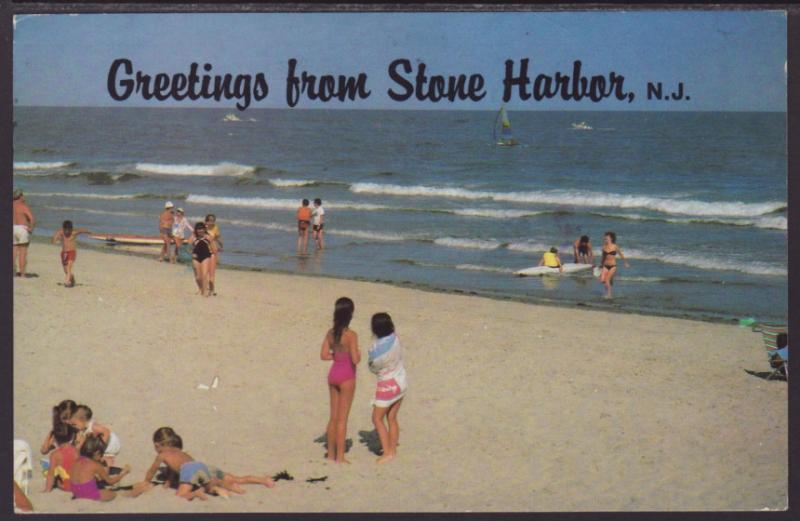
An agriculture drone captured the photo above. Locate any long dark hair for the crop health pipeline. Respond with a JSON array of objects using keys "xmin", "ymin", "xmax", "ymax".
[
  {"xmin": 52, "ymin": 399, "xmax": 77, "ymax": 429},
  {"xmin": 332, "ymin": 297, "xmax": 354, "ymax": 344}
]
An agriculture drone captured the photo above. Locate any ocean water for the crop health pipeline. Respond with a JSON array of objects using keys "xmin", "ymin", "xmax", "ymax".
[{"xmin": 13, "ymin": 107, "xmax": 788, "ymax": 322}]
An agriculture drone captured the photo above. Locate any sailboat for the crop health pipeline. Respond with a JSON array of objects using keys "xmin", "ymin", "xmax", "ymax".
[{"xmin": 493, "ymin": 105, "xmax": 520, "ymax": 146}]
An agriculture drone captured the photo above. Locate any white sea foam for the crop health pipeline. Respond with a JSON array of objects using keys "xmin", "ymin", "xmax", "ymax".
[
  {"xmin": 624, "ymin": 248, "xmax": 786, "ymax": 277},
  {"xmin": 455, "ymin": 264, "xmax": 515, "ymax": 274},
  {"xmin": 433, "ymin": 237, "xmax": 502, "ymax": 250},
  {"xmin": 223, "ymin": 217, "xmax": 413, "ymax": 242},
  {"xmin": 269, "ymin": 178, "xmax": 318, "ymax": 188},
  {"xmin": 505, "ymin": 241, "xmax": 557, "ymax": 254},
  {"xmin": 44, "ymin": 205, "xmax": 142, "ymax": 217},
  {"xmin": 135, "ymin": 162, "xmax": 255, "ymax": 176},
  {"xmin": 14, "ymin": 161, "xmax": 73, "ymax": 170},
  {"xmin": 349, "ymin": 183, "xmax": 784, "ymax": 218},
  {"xmin": 186, "ymin": 194, "xmax": 388, "ymax": 212},
  {"xmin": 452, "ymin": 208, "xmax": 541, "ymax": 219},
  {"xmin": 594, "ymin": 212, "xmax": 787, "ymax": 231},
  {"xmin": 23, "ymin": 191, "xmax": 138, "ymax": 200}
]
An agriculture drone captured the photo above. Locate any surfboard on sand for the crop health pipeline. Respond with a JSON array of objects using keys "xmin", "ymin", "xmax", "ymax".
[
  {"xmin": 514, "ymin": 263, "xmax": 593, "ymax": 277},
  {"xmin": 90, "ymin": 234, "xmax": 172, "ymax": 246}
]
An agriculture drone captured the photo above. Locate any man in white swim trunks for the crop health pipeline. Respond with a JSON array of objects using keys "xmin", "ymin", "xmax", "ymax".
[{"xmin": 13, "ymin": 189, "xmax": 35, "ymax": 277}]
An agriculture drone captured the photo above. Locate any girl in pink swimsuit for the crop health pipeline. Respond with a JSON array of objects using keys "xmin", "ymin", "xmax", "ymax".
[{"xmin": 320, "ymin": 297, "xmax": 360, "ymax": 463}]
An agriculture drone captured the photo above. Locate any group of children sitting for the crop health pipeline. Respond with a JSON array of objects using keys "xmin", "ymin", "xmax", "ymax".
[{"xmin": 40, "ymin": 400, "xmax": 275, "ymax": 502}]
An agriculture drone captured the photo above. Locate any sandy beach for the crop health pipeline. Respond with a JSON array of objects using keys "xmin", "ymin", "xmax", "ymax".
[{"xmin": 13, "ymin": 242, "xmax": 787, "ymax": 513}]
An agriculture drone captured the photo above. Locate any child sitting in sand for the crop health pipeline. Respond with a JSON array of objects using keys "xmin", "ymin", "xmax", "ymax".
[
  {"xmin": 40, "ymin": 399, "xmax": 77, "ymax": 457},
  {"xmin": 68, "ymin": 405, "xmax": 121, "ymax": 467},
  {"xmin": 52, "ymin": 220, "xmax": 91, "ymax": 287},
  {"xmin": 368, "ymin": 312, "xmax": 408, "ymax": 464},
  {"xmin": 69, "ymin": 435, "xmax": 149, "ymax": 501},
  {"xmin": 43, "ymin": 422, "xmax": 79, "ymax": 493},
  {"xmin": 142, "ymin": 426, "xmax": 275, "ymax": 501}
]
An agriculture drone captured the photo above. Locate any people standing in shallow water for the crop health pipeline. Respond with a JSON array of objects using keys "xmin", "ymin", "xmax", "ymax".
[
  {"xmin": 205, "ymin": 214, "xmax": 223, "ymax": 295},
  {"xmin": 368, "ymin": 312, "xmax": 408, "ymax": 464},
  {"xmin": 320, "ymin": 297, "xmax": 360, "ymax": 463},
  {"xmin": 312, "ymin": 198, "xmax": 325, "ymax": 250},
  {"xmin": 599, "ymin": 231, "xmax": 629, "ymax": 299},
  {"xmin": 296, "ymin": 199, "xmax": 312, "ymax": 254},
  {"xmin": 573, "ymin": 235, "xmax": 594, "ymax": 265}
]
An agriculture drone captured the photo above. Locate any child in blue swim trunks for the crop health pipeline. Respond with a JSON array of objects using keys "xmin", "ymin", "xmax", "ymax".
[{"xmin": 141, "ymin": 427, "xmax": 276, "ymax": 501}]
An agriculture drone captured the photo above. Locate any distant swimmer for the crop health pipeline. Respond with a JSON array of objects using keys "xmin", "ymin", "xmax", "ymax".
[
  {"xmin": 538, "ymin": 247, "xmax": 563, "ymax": 273},
  {"xmin": 599, "ymin": 231, "xmax": 629, "ymax": 299},
  {"xmin": 573, "ymin": 235, "xmax": 594, "ymax": 265}
]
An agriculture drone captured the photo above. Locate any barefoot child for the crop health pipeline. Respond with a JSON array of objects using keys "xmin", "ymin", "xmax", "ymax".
[
  {"xmin": 68, "ymin": 405, "xmax": 121, "ymax": 467},
  {"xmin": 43, "ymin": 422, "xmax": 78, "ymax": 493},
  {"xmin": 142, "ymin": 427, "xmax": 275, "ymax": 501},
  {"xmin": 320, "ymin": 297, "xmax": 360, "ymax": 463},
  {"xmin": 52, "ymin": 221, "xmax": 91, "ymax": 287},
  {"xmin": 70, "ymin": 435, "xmax": 149, "ymax": 501},
  {"xmin": 367, "ymin": 312, "xmax": 408, "ymax": 464}
]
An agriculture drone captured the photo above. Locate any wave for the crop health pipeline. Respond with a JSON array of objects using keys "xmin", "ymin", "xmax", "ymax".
[
  {"xmin": 506, "ymin": 241, "xmax": 559, "ymax": 254},
  {"xmin": 624, "ymin": 248, "xmax": 786, "ymax": 277},
  {"xmin": 433, "ymin": 237, "xmax": 503, "ymax": 250},
  {"xmin": 15, "ymin": 170, "xmax": 145, "ymax": 185},
  {"xmin": 223, "ymin": 217, "xmax": 413, "ymax": 242},
  {"xmin": 591, "ymin": 211, "xmax": 787, "ymax": 231},
  {"xmin": 14, "ymin": 161, "xmax": 74, "ymax": 170},
  {"xmin": 349, "ymin": 183, "xmax": 784, "ymax": 218},
  {"xmin": 135, "ymin": 162, "xmax": 255, "ymax": 176},
  {"xmin": 186, "ymin": 194, "xmax": 389, "ymax": 212},
  {"xmin": 455, "ymin": 263, "xmax": 515, "ymax": 274},
  {"xmin": 452, "ymin": 208, "xmax": 544, "ymax": 219},
  {"xmin": 26, "ymin": 191, "xmax": 185, "ymax": 201},
  {"xmin": 269, "ymin": 178, "xmax": 320, "ymax": 188},
  {"xmin": 43, "ymin": 205, "xmax": 144, "ymax": 218}
]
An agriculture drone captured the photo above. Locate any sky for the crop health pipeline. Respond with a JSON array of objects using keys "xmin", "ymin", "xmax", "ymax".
[{"xmin": 13, "ymin": 11, "xmax": 788, "ymax": 111}]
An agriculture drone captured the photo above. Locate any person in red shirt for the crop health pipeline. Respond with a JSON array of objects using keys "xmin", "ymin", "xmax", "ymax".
[{"xmin": 296, "ymin": 199, "xmax": 312, "ymax": 254}]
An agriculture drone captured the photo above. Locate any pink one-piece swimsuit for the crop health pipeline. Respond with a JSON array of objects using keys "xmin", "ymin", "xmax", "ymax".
[{"xmin": 328, "ymin": 351, "xmax": 355, "ymax": 386}]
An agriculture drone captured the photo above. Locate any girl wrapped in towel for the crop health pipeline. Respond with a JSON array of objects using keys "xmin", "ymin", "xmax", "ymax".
[{"xmin": 367, "ymin": 313, "xmax": 408, "ymax": 464}]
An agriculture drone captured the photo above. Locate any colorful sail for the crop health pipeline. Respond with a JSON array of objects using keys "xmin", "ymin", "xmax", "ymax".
[{"xmin": 494, "ymin": 105, "xmax": 519, "ymax": 146}]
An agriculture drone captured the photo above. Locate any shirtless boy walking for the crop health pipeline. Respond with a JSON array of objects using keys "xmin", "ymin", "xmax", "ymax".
[
  {"xmin": 52, "ymin": 220, "xmax": 91, "ymax": 288},
  {"xmin": 13, "ymin": 189, "xmax": 35, "ymax": 277}
]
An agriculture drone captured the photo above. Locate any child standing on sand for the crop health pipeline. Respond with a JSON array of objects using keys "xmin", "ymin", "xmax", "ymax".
[
  {"xmin": 367, "ymin": 312, "xmax": 408, "ymax": 464},
  {"xmin": 52, "ymin": 220, "xmax": 91, "ymax": 287},
  {"xmin": 320, "ymin": 297, "xmax": 360, "ymax": 463},
  {"xmin": 142, "ymin": 427, "xmax": 275, "ymax": 501},
  {"xmin": 68, "ymin": 405, "xmax": 121, "ymax": 467},
  {"xmin": 69, "ymin": 435, "xmax": 149, "ymax": 501}
]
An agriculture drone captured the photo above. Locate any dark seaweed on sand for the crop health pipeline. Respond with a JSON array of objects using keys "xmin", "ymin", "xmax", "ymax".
[
  {"xmin": 306, "ymin": 476, "xmax": 328, "ymax": 483},
  {"xmin": 272, "ymin": 470, "xmax": 294, "ymax": 481}
]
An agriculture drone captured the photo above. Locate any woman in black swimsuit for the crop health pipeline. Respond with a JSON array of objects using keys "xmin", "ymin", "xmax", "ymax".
[
  {"xmin": 191, "ymin": 222, "xmax": 213, "ymax": 297},
  {"xmin": 599, "ymin": 231, "xmax": 629, "ymax": 299}
]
